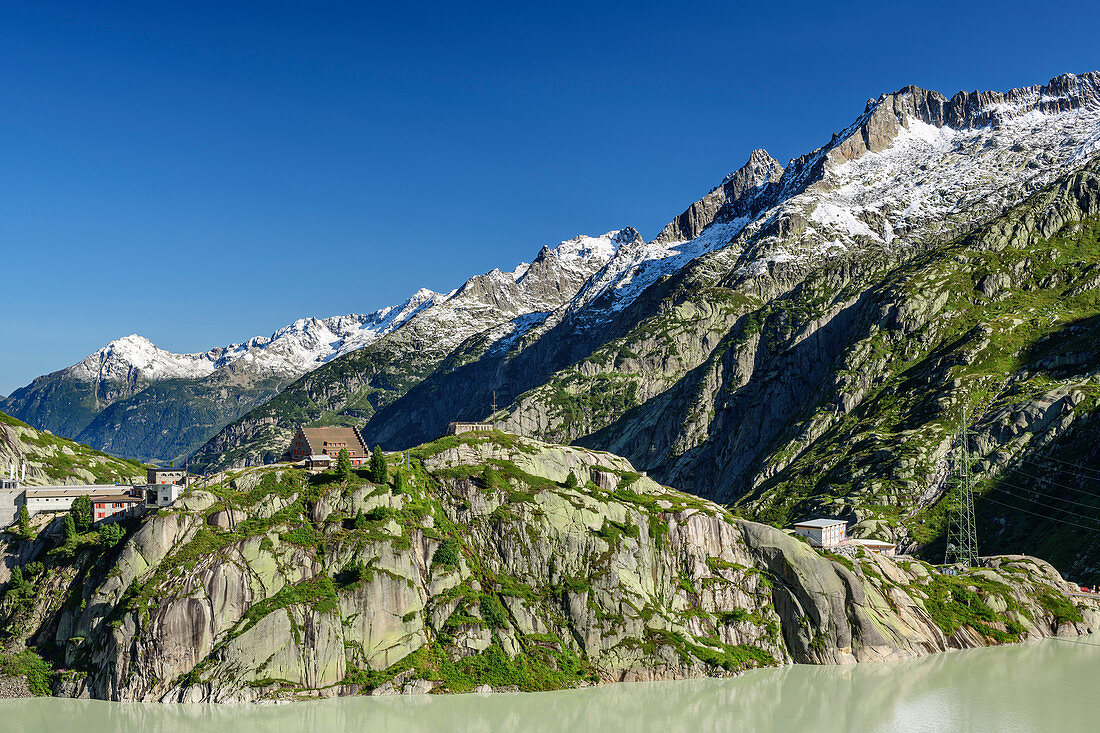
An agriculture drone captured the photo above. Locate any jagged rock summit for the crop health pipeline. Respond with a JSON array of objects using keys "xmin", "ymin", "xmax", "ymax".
[
  {"xmin": 7, "ymin": 73, "xmax": 1100, "ymax": 595},
  {"xmin": 32, "ymin": 228, "xmax": 636, "ymax": 390},
  {"xmin": 176, "ymin": 70, "xmax": 1100, "ymax": 476},
  {"xmin": 654, "ymin": 149, "xmax": 785, "ymax": 246}
]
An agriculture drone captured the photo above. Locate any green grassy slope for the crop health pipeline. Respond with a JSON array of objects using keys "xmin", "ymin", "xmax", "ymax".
[{"xmin": 0, "ymin": 410, "xmax": 147, "ymax": 485}]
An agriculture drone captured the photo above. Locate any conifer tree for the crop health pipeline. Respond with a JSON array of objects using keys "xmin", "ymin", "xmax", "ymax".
[
  {"xmin": 17, "ymin": 505, "xmax": 30, "ymax": 538},
  {"xmin": 336, "ymin": 448, "xmax": 352, "ymax": 481},
  {"xmin": 71, "ymin": 495, "xmax": 92, "ymax": 532},
  {"xmin": 99, "ymin": 523, "xmax": 125, "ymax": 548},
  {"xmin": 370, "ymin": 446, "xmax": 387, "ymax": 484},
  {"xmin": 63, "ymin": 514, "xmax": 76, "ymax": 545},
  {"xmin": 565, "ymin": 471, "xmax": 578, "ymax": 489}
]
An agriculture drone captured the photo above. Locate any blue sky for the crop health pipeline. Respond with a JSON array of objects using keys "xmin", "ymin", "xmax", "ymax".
[{"xmin": 1, "ymin": 1, "xmax": 1098, "ymax": 395}]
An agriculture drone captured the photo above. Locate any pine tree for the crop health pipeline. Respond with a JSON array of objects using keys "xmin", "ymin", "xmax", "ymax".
[
  {"xmin": 336, "ymin": 448, "xmax": 352, "ymax": 481},
  {"xmin": 564, "ymin": 471, "xmax": 578, "ymax": 489},
  {"xmin": 393, "ymin": 470, "xmax": 406, "ymax": 495},
  {"xmin": 370, "ymin": 446, "xmax": 387, "ymax": 484},
  {"xmin": 71, "ymin": 495, "xmax": 92, "ymax": 533},
  {"xmin": 63, "ymin": 514, "xmax": 76, "ymax": 545},
  {"xmin": 17, "ymin": 505, "xmax": 30, "ymax": 538}
]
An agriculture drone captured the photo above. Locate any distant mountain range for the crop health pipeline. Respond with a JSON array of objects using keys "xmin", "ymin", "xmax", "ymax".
[
  {"xmin": 1, "ymin": 231, "xmax": 631, "ymax": 464},
  {"xmin": 6, "ymin": 71, "xmax": 1100, "ymax": 579}
]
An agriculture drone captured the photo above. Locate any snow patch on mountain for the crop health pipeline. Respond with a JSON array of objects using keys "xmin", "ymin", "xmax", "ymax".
[
  {"xmin": 60, "ymin": 232, "xmax": 625, "ymax": 386},
  {"xmin": 727, "ymin": 74, "xmax": 1100, "ymax": 276},
  {"xmin": 553, "ymin": 73, "xmax": 1100, "ymax": 321},
  {"xmin": 555, "ymin": 232, "xmax": 622, "ymax": 262},
  {"xmin": 43, "ymin": 74, "xmax": 1100, "ymax": 403},
  {"xmin": 570, "ymin": 219, "xmax": 750, "ymax": 320},
  {"xmin": 69, "ymin": 335, "xmax": 222, "ymax": 383}
]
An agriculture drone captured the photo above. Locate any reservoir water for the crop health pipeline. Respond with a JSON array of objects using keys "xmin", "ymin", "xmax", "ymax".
[{"xmin": 5, "ymin": 637, "xmax": 1099, "ymax": 732}]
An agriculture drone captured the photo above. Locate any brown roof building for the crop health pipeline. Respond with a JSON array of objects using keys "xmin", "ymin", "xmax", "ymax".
[{"xmin": 285, "ymin": 426, "xmax": 370, "ymax": 466}]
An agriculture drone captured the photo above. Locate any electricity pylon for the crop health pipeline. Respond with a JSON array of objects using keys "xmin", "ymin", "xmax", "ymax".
[{"xmin": 944, "ymin": 408, "xmax": 979, "ymax": 567}]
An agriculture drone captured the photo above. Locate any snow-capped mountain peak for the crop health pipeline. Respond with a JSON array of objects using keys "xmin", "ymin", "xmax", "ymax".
[
  {"xmin": 722, "ymin": 71, "xmax": 1100, "ymax": 276},
  {"xmin": 556, "ymin": 72, "xmax": 1100, "ymax": 324},
  {"xmin": 554, "ymin": 230, "xmax": 630, "ymax": 262},
  {"xmin": 723, "ymin": 148, "xmax": 784, "ymax": 188},
  {"xmin": 55, "ymin": 230, "xmax": 625, "ymax": 386},
  {"xmin": 28, "ymin": 72, "xmax": 1100, "ymax": 423},
  {"xmin": 69, "ymin": 334, "xmax": 222, "ymax": 383}
]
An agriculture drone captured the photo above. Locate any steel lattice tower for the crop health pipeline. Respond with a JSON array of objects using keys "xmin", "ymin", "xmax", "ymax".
[{"xmin": 944, "ymin": 409, "xmax": 979, "ymax": 567}]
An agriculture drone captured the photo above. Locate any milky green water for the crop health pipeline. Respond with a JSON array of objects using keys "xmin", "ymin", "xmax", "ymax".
[{"xmin": 4, "ymin": 637, "xmax": 1099, "ymax": 732}]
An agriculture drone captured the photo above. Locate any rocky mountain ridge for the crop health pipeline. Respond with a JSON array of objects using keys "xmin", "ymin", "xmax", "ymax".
[
  {"xmin": 1, "ymin": 230, "xmax": 632, "ymax": 464},
  {"xmin": 11, "ymin": 72, "xmax": 1099, "ymax": 471},
  {"xmin": 179, "ymin": 72, "xmax": 1100, "ymax": 588},
  {"xmin": 0, "ymin": 432, "xmax": 1095, "ymax": 702},
  {"xmin": 5, "ymin": 71, "xmax": 1100, "ymax": 585},
  {"xmin": 183, "ymin": 71, "xmax": 1100, "ymax": 472}
]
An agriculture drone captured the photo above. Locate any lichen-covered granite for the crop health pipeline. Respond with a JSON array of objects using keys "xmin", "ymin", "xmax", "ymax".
[{"xmin": 1, "ymin": 432, "xmax": 1096, "ymax": 702}]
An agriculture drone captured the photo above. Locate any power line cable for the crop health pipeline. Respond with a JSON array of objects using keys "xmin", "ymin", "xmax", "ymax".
[
  {"xmin": 984, "ymin": 481, "xmax": 1100, "ymax": 519},
  {"xmin": 982, "ymin": 483, "xmax": 1100, "ymax": 524},
  {"xmin": 1005, "ymin": 468, "xmax": 1100, "ymax": 497},
  {"xmin": 1010, "ymin": 453, "xmax": 1100, "ymax": 481},
  {"xmin": 981, "ymin": 479, "xmax": 1100, "ymax": 513},
  {"xmin": 1025, "ymin": 451, "xmax": 1100, "ymax": 477},
  {"xmin": 982, "ymin": 466, "xmax": 1100, "ymax": 500},
  {"xmin": 1009, "ymin": 448, "xmax": 1100, "ymax": 476},
  {"xmin": 979, "ymin": 494, "xmax": 1100, "ymax": 532},
  {"xmin": 981, "ymin": 469, "xmax": 1100, "ymax": 501}
]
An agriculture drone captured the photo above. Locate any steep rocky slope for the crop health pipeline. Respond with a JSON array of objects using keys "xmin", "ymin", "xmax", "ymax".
[
  {"xmin": 3, "ymin": 232, "xmax": 627, "ymax": 465},
  {"xmin": 183, "ymin": 74, "xmax": 1100, "ymax": 578},
  {"xmin": 186, "ymin": 72, "xmax": 1100, "ymax": 470},
  {"xmin": 0, "ymin": 433, "xmax": 1095, "ymax": 702},
  {"xmin": 8, "ymin": 72, "xmax": 1100, "ymax": 586},
  {"xmin": 0, "ymin": 410, "xmax": 145, "ymax": 487},
  {"xmin": 559, "ymin": 155, "xmax": 1100, "ymax": 582}
]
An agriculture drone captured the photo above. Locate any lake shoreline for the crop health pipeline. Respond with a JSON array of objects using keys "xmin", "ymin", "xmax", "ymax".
[
  {"xmin": 4, "ymin": 637, "xmax": 1100, "ymax": 732},
  {"xmin": 13, "ymin": 624, "xmax": 1100, "ymax": 706}
]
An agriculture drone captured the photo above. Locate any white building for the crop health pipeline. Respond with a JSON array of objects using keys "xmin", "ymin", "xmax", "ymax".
[
  {"xmin": 147, "ymin": 467, "xmax": 188, "ymax": 485},
  {"xmin": 24, "ymin": 486, "xmax": 121, "ymax": 515},
  {"xmin": 446, "ymin": 421, "xmax": 494, "ymax": 436},
  {"xmin": 793, "ymin": 518, "xmax": 847, "ymax": 548},
  {"xmin": 145, "ymin": 482, "xmax": 183, "ymax": 509},
  {"xmin": 850, "ymin": 538, "xmax": 897, "ymax": 557},
  {"xmin": 142, "ymin": 466, "xmax": 190, "ymax": 509},
  {"xmin": 0, "ymin": 479, "xmax": 22, "ymax": 528}
]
